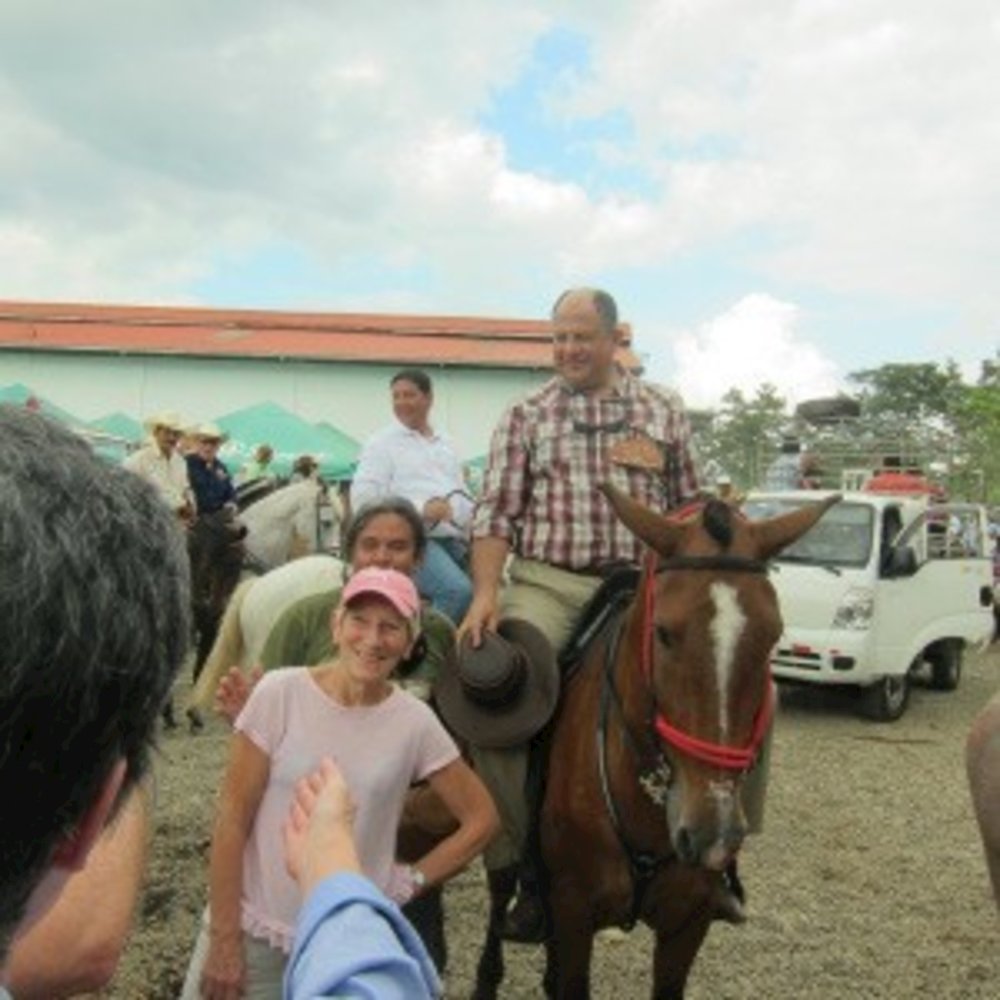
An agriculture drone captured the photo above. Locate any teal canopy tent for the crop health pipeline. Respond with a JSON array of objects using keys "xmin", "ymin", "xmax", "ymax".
[
  {"xmin": 89, "ymin": 411, "xmax": 143, "ymax": 442},
  {"xmin": 0, "ymin": 382, "xmax": 80, "ymax": 426},
  {"xmin": 463, "ymin": 454, "xmax": 487, "ymax": 497},
  {"xmin": 216, "ymin": 401, "xmax": 360, "ymax": 480}
]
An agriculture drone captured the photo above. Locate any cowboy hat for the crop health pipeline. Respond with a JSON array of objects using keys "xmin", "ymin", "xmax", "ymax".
[
  {"xmin": 434, "ymin": 618, "xmax": 558, "ymax": 749},
  {"xmin": 143, "ymin": 410, "xmax": 186, "ymax": 433},
  {"xmin": 193, "ymin": 421, "xmax": 229, "ymax": 442}
]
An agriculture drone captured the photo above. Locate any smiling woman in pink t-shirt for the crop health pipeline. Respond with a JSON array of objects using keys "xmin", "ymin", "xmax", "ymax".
[{"xmin": 182, "ymin": 568, "xmax": 498, "ymax": 1000}]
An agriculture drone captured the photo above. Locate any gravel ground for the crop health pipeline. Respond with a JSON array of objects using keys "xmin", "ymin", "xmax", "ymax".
[{"xmin": 107, "ymin": 642, "xmax": 1000, "ymax": 999}]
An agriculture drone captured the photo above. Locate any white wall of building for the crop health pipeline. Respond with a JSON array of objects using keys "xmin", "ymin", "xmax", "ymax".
[{"xmin": 0, "ymin": 350, "xmax": 549, "ymax": 458}]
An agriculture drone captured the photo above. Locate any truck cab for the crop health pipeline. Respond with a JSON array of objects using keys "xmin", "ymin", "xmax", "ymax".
[{"xmin": 743, "ymin": 490, "xmax": 995, "ymax": 720}]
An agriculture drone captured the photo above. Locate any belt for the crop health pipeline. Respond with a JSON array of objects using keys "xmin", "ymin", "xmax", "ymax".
[{"xmin": 562, "ymin": 560, "xmax": 636, "ymax": 580}]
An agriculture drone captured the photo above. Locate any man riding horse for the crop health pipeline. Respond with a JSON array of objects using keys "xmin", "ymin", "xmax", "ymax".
[{"xmin": 455, "ymin": 287, "xmax": 757, "ymax": 941}]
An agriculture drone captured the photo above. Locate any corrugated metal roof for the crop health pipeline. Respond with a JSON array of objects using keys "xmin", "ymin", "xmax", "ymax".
[{"xmin": 0, "ymin": 300, "xmax": 643, "ymax": 371}]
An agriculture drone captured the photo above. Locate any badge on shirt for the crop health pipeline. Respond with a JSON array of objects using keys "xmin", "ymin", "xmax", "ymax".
[{"xmin": 608, "ymin": 432, "xmax": 664, "ymax": 472}]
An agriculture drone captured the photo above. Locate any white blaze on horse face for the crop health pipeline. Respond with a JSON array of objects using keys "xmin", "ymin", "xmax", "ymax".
[{"xmin": 709, "ymin": 582, "xmax": 747, "ymax": 740}]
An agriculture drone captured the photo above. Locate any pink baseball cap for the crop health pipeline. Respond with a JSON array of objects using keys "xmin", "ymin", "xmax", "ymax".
[{"xmin": 342, "ymin": 567, "xmax": 421, "ymax": 631}]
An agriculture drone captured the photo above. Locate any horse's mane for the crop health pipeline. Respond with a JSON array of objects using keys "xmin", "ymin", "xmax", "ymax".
[
  {"xmin": 243, "ymin": 479, "xmax": 320, "ymax": 521},
  {"xmin": 701, "ymin": 497, "xmax": 734, "ymax": 548}
]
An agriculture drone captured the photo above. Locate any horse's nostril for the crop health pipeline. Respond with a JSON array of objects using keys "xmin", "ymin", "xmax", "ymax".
[
  {"xmin": 675, "ymin": 826, "xmax": 697, "ymax": 864},
  {"xmin": 724, "ymin": 826, "xmax": 746, "ymax": 854}
]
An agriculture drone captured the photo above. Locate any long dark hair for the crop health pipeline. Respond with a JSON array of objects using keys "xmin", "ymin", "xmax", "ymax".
[{"xmin": 344, "ymin": 496, "xmax": 428, "ymax": 562}]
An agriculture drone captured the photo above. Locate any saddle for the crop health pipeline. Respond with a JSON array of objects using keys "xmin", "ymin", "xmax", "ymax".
[{"xmin": 557, "ymin": 566, "xmax": 641, "ymax": 677}]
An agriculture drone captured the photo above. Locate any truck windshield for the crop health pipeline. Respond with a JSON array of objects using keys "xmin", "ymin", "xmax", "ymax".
[{"xmin": 742, "ymin": 499, "xmax": 874, "ymax": 568}]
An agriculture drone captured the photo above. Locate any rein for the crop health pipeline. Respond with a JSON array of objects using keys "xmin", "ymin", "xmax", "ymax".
[
  {"xmin": 641, "ymin": 550, "xmax": 773, "ymax": 773},
  {"xmin": 597, "ymin": 610, "xmax": 670, "ymax": 929}
]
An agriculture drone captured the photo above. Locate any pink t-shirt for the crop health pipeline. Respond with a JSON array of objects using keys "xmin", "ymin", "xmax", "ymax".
[{"xmin": 235, "ymin": 667, "xmax": 459, "ymax": 950}]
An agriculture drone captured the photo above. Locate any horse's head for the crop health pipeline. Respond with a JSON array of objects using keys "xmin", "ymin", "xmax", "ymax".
[
  {"xmin": 601, "ymin": 483, "xmax": 840, "ymax": 870},
  {"xmin": 190, "ymin": 508, "xmax": 247, "ymax": 563},
  {"xmin": 189, "ymin": 508, "xmax": 247, "ymax": 610}
]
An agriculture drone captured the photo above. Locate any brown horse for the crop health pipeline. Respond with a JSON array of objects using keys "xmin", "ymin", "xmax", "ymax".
[
  {"xmin": 187, "ymin": 508, "xmax": 247, "ymax": 678},
  {"xmin": 517, "ymin": 486, "xmax": 839, "ymax": 999}
]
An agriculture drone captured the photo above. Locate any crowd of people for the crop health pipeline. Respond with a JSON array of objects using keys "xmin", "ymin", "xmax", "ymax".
[
  {"xmin": 1, "ymin": 286, "xmax": 750, "ymax": 999},
  {"xmin": 122, "ymin": 415, "xmax": 320, "ymax": 529}
]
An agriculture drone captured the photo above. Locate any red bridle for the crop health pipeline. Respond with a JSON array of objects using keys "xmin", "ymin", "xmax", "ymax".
[{"xmin": 640, "ymin": 547, "xmax": 774, "ymax": 773}]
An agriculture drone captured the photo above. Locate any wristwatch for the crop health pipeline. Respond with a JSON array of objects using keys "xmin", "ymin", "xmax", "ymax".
[{"xmin": 409, "ymin": 865, "xmax": 427, "ymax": 892}]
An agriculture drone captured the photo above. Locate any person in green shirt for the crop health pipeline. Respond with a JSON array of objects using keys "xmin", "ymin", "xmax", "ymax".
[
  {"xmin": 216, "ymin": 496, "xmax": 455, "ymax": 718},
  {"xmin": 237, "ymin": 443, "xmax": 275, "ymax": 484}
]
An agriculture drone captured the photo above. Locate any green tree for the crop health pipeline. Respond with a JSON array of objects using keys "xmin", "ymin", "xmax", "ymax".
[
  {"xmin": 848, "ymin": 362, "xmax": 965, "ymax": 430},
  {"xmin": 695, "ymin": 384, "xmax": 787, "ymax": 489},
  {"xmin": 952, "ymin": 353, "xmax": 1000, "ymax": 502}
]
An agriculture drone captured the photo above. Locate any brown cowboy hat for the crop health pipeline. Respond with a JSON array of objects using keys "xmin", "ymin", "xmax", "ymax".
[{"xmin": 434, "ymin": 618, "xmax": 558, "ymax": 749}]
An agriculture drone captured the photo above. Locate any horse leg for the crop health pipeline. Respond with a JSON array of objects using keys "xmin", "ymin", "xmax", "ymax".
[
  {"xmin": 472, "ymin": 863, "xmax": 517, "ymax": 1000},
  {"xmin": 191, "ymin": 609, "xmax": 217, "ymax": 684},
  {"xmin": 396, "ymin": 785, "xmax": 458, "ymax": 973},
  {"xmin": 649, "ymin": 885, "xmax": 714, "ymax": 1000},
  {"xmin": 402, "ymin": 888, "xmax": 447, "ymax": 973},
  {"xmin": 187, "ymin": 577, "xmax": 253, "ymax": 714},
  {"xmin": 539, "ymin": 875, "xmax": 598, "ymax": 1000},
  {"xmin": 967, "ymin": 692, "xmax": 1000, "ymax": 909}
]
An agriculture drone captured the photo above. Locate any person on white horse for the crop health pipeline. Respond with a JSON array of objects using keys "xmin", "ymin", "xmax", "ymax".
[
  {"xmin": 186, "ymin": 423, "xmax": 238, "ymax": 517},
  {"xmin": 123, "ymin": 410, "xmax": 195, "ymax": 524},
  {"xmin": 238, "ymin": 443, "xmax": 276, "ymax": 485},
  {"xmin": 351, "ymin": 369, "xmax": 474, "ymax": 627}
]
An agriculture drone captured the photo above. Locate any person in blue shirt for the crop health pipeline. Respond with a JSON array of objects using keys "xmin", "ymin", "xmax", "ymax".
[
  {"xmin": 186, "ymin": 423, "xmax": 237, "ymax": 515},
  {"xmin": 283, "ymin": 757, "xmax": 440, "ymax": 999}
]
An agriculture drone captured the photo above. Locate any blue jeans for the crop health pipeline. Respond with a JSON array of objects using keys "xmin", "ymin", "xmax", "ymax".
[{"xmin": 415, "ymin": 537, "xmax": 472, "ymax": 626}]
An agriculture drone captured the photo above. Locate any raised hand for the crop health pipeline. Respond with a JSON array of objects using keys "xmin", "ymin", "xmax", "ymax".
[
  {"xmin": 283, "ymin": 757, "xmax": 360, "ymax": 898},
  {"xmin": 214, "ymin": 665, "xmax": 262, "ymax": 724}
]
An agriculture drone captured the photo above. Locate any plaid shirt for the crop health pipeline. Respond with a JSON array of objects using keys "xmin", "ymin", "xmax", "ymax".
[{"xmin": 472, "ymin": 373, "xmax": 700, "ymax": 571}]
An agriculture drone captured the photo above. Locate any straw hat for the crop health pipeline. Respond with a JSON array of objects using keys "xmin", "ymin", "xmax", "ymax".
[
  {"xmin": 143, "ymin": 410, "xmax": 185, "ymax": 433},
  {"xmin": 193, "ymin": 421, "xmax": 228, "ymax": 442},
  {"xmin": 434, "ymin": 619, "xmax": 558, "ymax": 749}
]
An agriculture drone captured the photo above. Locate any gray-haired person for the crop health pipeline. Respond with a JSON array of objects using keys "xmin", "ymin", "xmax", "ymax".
[{"xmin": 0, "ymin": 406, "xmax": 190, "ymax": 997}]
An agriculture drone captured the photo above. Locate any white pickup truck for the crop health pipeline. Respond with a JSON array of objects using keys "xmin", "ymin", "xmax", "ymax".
[{"xmin": 743, "ymin": 490, "xmax": 995, "ymax": 721}]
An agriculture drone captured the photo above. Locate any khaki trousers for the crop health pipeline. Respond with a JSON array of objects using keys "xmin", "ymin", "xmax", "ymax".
[
  {"xmin": 180, "ymin": 908, "xmax": 286, "ymax": 999},
  {"xmin": 474, "ymin": 558, "xmax": 602, "ymax": 869}
]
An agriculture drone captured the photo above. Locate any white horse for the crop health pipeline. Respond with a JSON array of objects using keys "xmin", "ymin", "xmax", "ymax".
[
  {"xmin": 189, "ymin": 553, "xmax": 346, "ymax": 713},
  {"xmin": 241, "ymin": 479, "xmax": 343, "ymax": 570}
]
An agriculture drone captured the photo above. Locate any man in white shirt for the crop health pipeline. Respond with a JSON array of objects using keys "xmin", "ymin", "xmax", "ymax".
[
  {"xmin": 351, "ymin": 370, "xmax": 473, "ymax": 625},
  {"xmin": 123, "ymin": 411, "xmax": 195, "ymax": 522}
]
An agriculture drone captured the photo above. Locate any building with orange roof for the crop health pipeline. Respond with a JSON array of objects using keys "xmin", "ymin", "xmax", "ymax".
[{"xmin": 0, "ymin": 300, "xmax": 643, "ymax": 461}]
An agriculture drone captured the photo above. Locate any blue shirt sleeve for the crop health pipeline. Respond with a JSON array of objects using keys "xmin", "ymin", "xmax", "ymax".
[{"xmin": 285, "ymin": 872, "xmax": 441, "ymax": 999}]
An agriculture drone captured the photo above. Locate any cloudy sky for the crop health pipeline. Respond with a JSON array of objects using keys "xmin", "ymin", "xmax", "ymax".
[{"xmin": 1, "ymin": 1, "xmax": 997, "ymax": 408}]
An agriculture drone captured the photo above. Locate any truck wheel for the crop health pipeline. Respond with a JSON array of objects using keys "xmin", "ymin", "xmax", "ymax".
[
  {"xmin": 861, "ymin": 674, "xmax": 910, "ymax": 721},
  {"xmin": 928, "ymin": 641, "xmax": 963, "ymax": 691}
]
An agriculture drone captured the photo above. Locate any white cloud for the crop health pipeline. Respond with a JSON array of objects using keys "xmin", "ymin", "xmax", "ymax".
[
  {"xmin": 567, "ymin": 1, "xmax": 1000, "ymax": 315},
  {"xmin": 0, "ymin": 0, "xmax": 996, "ymax": 382},
  {"xmin": 648, "ymin": 293, "xmax": 844, "ymax": 410}
]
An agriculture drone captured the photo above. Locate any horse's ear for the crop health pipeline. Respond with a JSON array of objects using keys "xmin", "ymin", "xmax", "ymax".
[
  {"xmin": 600, "ymin": 483, "xmax": 683, "ymax": 557},
  {"xmin": 751, "ymin": 494, "xmax": 842, "ymax": 560}
]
